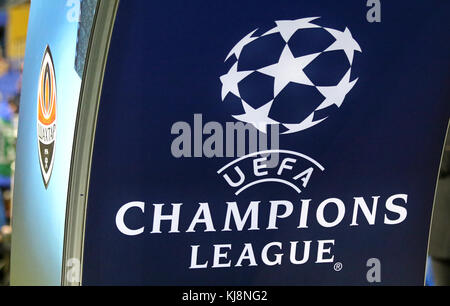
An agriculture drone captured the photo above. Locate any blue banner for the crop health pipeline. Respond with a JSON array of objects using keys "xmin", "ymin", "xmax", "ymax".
[{"xmin": 83, "ymin": 0, "xmax": 450, "ymax": 285}]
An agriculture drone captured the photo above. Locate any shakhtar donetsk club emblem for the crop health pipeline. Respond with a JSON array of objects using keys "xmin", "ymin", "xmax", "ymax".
[{"xmin": 37, "ymin": 46, "xmax": 57, "ymax": 188}]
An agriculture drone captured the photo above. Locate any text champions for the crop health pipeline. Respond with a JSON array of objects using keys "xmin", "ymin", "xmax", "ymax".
[{"xmin": 115, "ymin": 194, "xmax": 408, "ymax": 269}]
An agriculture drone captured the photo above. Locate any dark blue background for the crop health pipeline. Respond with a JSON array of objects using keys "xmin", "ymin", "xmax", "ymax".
[{"xmin": 82, "ymin": 0, "xmax": 450, "ymax": 285}]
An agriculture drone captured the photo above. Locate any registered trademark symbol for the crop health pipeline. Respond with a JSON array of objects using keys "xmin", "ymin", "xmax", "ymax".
[{"xmin": 334, "ymin": 262, "xmax": 343, "ymax": 272}]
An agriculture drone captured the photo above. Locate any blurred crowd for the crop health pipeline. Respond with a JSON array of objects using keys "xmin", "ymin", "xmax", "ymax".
[{"xmin": 0, "ymin": 52, "xmax": 20, "ymax": 286}]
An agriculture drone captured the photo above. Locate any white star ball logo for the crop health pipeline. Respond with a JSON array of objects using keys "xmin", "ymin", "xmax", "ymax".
[{"xmin": 220, "ymin": 17, "xmax": 362, "ymax": 134}]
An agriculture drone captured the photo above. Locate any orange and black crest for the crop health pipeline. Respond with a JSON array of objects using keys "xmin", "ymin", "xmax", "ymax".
[{"xmin": 37, "ymin": 46, "xmax": 57, "ymax": 188}]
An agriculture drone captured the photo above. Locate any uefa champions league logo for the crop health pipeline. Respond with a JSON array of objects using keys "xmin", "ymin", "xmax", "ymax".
[
  {"xmin": 118, "ymin": 6, "xmax": 410, "ymax": 276},
  {"xmin": 221, "ymin": 17, "xmax": 362, "ymax": 134},
  {"xmin": 216, "ymin": 17, "xmax": 362, "ymax": 194}
]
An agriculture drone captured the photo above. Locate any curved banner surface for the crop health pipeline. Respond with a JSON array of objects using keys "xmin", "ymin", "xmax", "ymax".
[
  {"xmin": 11, "ymin": 0, "xmax": 97, "ymax": 285},
  {"xmin": 83, "ymin": 0, "xmax": 450, "ymax": 285}
]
